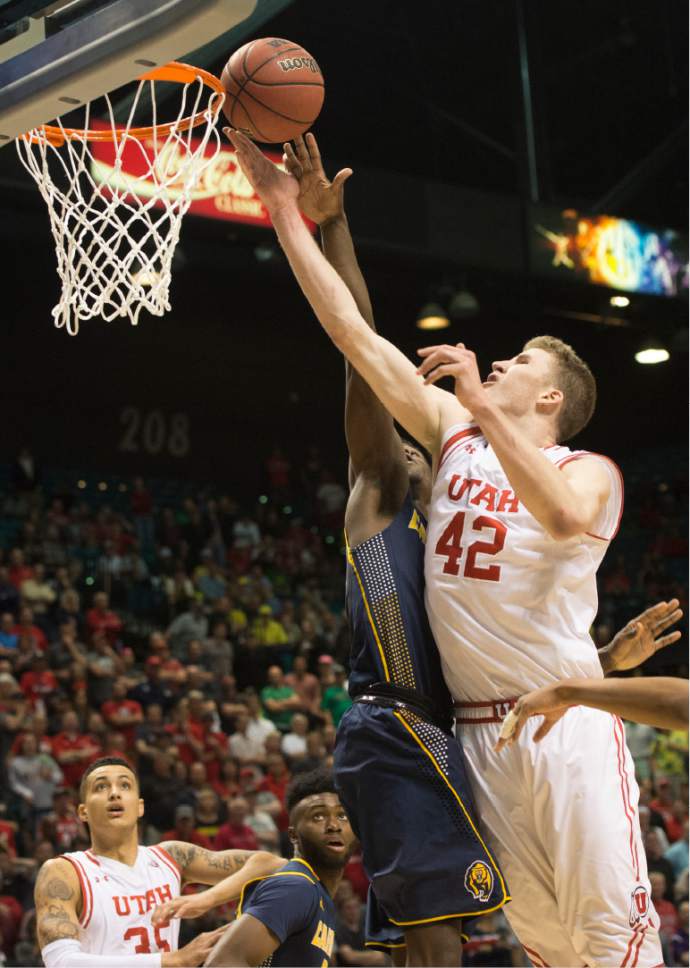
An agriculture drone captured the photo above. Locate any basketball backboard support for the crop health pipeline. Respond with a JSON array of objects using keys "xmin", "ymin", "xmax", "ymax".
[{"xmin": 0, "ymin": 0, "xmax": 257, "ymax": 145}]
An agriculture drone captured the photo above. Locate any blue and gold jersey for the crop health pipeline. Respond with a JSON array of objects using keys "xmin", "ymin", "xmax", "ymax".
[
  {"xmin": 345, "ymin": 493, "xmax": 452, "ymax": 722},
  {"xmin": 237, "ymin": 858, "xmax": 336, "ymax": 967}
]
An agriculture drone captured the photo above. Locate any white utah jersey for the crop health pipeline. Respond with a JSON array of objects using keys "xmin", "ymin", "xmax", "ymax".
[
  {"xmin": 425, "ymin": 423, "xmax": 623, "ymax": 701},
  {"xmin": 62, "ymin": 846, "xmax": 181, "ymax": 955}
]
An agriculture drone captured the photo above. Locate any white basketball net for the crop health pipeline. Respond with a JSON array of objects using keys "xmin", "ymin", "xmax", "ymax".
[{"xmin": 16, "ymin": 72, "xmax": 224, "ymax": 335}]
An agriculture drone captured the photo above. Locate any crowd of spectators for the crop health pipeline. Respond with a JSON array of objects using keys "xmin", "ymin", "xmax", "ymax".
[{"xmin": 0, "ymin": 445, "xmax": 686, "ymax": 967}]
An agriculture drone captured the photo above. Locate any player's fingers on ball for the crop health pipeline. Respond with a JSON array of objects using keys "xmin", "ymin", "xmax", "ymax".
[{"xmin": 305, "ymin": 131, "xmax": 321, "ymax": 160}]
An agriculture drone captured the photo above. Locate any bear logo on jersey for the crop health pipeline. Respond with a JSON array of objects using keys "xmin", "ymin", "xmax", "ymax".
[
  {"xmin": 629, "ymin": 885, "xmax": 650, "ymax": 927},
  {"xmin": 464, "ymin": 860, "xmax": 494, "ymax": 902}
]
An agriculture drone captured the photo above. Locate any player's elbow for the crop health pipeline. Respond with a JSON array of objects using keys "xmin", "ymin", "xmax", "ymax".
[{"xmin": 546, "ymin": 508, "xmax": 588, "ymax": 541}]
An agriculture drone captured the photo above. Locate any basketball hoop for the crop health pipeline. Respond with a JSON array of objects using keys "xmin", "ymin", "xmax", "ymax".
[{"xmin": 16, "ymin": 63, "xmax": 225, "ymax": 335}]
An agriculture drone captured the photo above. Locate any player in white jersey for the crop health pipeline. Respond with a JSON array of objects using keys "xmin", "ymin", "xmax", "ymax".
[
  {"xmin": 224, "ymin": 129, "xmax": 664, "ymax": 967},
  {"xmin": 35, "ymin": 757, "xmax": 283, "ymax": 968}
]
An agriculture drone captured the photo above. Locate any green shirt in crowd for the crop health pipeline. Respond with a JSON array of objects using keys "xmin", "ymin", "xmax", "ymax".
[{"xmin": 321, "ymin": 685, "xmax": 352, "ymax": 727}]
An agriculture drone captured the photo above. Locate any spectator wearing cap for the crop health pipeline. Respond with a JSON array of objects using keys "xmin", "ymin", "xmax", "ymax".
[
  {"xmin": 320, "ymin": 664, "xmax": 352, "ymax": 727},
  {"xmin": 260, "ymin": 666, "xmax": 301, "ymax": 733},
  {"xmin": 101, "ymin": 678, "xmax": 144, "ymax": 750},
  {"xmin": 85, "ymin": 591, "xmax": 122, "ymax": 647},
  {"xmin": 128, "ymin": 656, "xmax": 175, "ymax": 711},
  {"xmin": 251, "ymin": 606, "xmax": 289, "ymax": 649},
  {"xmin": 161, "ymin": 804, "xmax": 212, "ymax": 849},
  {"xmin": 166, "ymin": 598, "xmax": 208, "ymax": 659},
  {"xmin": 50, "ymin": 710, "xmax": 101, "ymax": 790},
  {"xmin": 213, "ymin": 797, "xmax": 259, "ymax": 851},
  {"xmin": 284, "ymin": 654, "xmax": 322, "ymax": 718}
]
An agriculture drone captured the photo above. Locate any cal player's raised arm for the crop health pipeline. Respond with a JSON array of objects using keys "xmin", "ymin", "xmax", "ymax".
[
  {"xmin": 283, "ymin": 133, "xmax": 409, "ymax": 491},
  {"xmin": 225, "ymin": 128, "xmax": 465, "ymax": 455},
  {"xmin": 36, "ymin": 858, "xmax": 223, "ymax": 968},
  {"xmin": 157, "ymin": 842, "xmax": 283, "ymax": 887},
  {"xmin": 417, "ymin": 341, "xmax": 613, "ymax": 540}
]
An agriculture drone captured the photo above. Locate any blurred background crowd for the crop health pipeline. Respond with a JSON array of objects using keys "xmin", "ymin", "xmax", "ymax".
[{"xmin": 0, "ymin": 444, "xmax": 686, "ymax": 967}]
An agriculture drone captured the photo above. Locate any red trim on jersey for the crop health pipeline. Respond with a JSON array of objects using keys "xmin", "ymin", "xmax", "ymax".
[
  {"xmin": 85, "ymin": 850, "xmax": 101, "ymax": 867},
  {"xmin": 631, "ymin": 927, "xmax": 648, "ymax": 967},
  {"xmin": 555, "ymin": 451, "xmax": 625, "ymax": 541},
  {"xmin": 622, "ymin": 925, "xmax": 648, "ymax": 967},
  {"xmin": 151, "ymin": 845, "xmax": 182, "ymax": 884},
  {"xmin": 613, "ymin": 717, "xmax": 640, "ymax": 880},
  {"xmin": 522, "ymin": 944, "xmax": 551, "ymax": 967},
  {"xmin": 62, "ymin": 855, "xmax": 92, "ymax": 928},
  {"xmin": 438, "ymin": 427, "xmax": 482, "ymax": 470}
]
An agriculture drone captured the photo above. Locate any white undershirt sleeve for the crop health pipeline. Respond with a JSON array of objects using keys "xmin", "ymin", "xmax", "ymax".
[{"xmin": 42, "ymin": 940, "xmax": 163, "ymax": 968}]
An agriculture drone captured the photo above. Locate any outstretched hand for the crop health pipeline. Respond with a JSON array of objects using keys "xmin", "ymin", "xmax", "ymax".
[
  {"xmin": 282, "ymin": 132, "xmax": 352, "ymax": 225},
  {"xmin": 600, "ymin": 598, "xmax": 683, "ymax": 673},
  {"xmin": 151, "ymin": 892, "xmax": 212, "ymax": 926},
  {"xmin": 224, "ymin": 127, "xmax": 299, "ymax": 213}
]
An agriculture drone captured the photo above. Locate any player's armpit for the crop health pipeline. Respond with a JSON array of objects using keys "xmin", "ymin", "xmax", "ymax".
[
  {"xmin": 34, "ymin": 857, "xmax": 81, "ymax": 948},
  {"xmin": 159, "ymin": 843, "xmax": 282, "ymax": 886},
  {"xmin": 204, "ymin": 914, "xmax": 280, "ymax": 968},
  {"xmin": 557, "ymin": 457, "xmax": 613, "ymax": 537}
]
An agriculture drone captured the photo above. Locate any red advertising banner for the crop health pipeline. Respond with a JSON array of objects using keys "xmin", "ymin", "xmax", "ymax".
[{"xmin": 89, "ymin": 121, "xmax": 314, "ymax": 230}]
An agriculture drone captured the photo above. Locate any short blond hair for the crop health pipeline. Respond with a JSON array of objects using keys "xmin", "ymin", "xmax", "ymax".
[{"xmin": 524, "ymin": 335, "xmax": 596, "ymax": 442}]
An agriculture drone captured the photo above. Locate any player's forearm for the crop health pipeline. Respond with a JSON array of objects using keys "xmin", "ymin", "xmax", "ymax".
[
  {"xmin": 272, "ymin": 204, "xmax": 371, "ymax": 351},
  {"xmin": 42, "ymin": 940, "xmax": 162, "ymax": 968},
  {"xmin": 320, "ymin": 215, "xmax": 375, "ymax": 330},
  {"xmin": 470, "ymin": 399, "xmax": 592, "ymax": 539},
  {"xmin": 184, "ymin": 853, "xmax": 285, "ymax": 911},
  {"xmin": 556, "ymin": 677, "xmax": 688, "ymax": 730}
]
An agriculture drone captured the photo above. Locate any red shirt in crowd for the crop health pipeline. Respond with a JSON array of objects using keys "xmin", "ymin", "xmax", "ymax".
[
  {"xmin": 258, "ymin": 773, "xmax": 289, "ymax": 831},
  {"xmin": 51, "ymin": 732, "xmax": 101, "ymax": 789},
  {"xmin": 101, "ymin": 698, "xmax": 144, "ymax": 749},
  {"xmin": 11, "ymin": 622, "xmax": 47, "ymax": 651},
  {"xmin": 8, "ymin": 565, "xmax": 33, "ymax": 589},
  {"xmin": 85, "ymin": 608, "xmax": 123, "ymax": 645},
  {"xmin": 655, "ymin": 897, "xmax": 680, "ymax": 938},
  {"xmin": 213, "ymin": 822, "xmax": 259, "ymax": 852},
  {"xmin": 160, "ymin": 827, "xmax": 213, "ymax": 850},
  {"xmin": 0, "ymin": 894, "xmax": 23, "ymax": 955},
  {"xmin": 343, "ymin": 850, "xmax": 369, "ymax": 902},
  {"xmin": 20, "ymin": 669, "xmax": 58, "ymax": 707},
  {"xmin": 0, "ymin": 820, "xmax": 17, "ymax": 857},
  {"xmin": 10, "ymin": 732, "xmax": 54, "ymax": 756}
]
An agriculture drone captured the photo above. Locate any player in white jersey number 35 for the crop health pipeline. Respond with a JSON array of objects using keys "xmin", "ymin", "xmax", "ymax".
[
  {"xmin": 222, "ymin": 130, "xmax": 663, "ymax": 968},
  {"xmin": 35, "ymin": 756, "xmax": 283, "ymax": 968}
]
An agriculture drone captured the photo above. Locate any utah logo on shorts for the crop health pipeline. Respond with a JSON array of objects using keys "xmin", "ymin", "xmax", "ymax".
[
  {"xmin": 629, "ymin": 885, "xmax": 650, "ymax": 927},
  {"xmin": 464, "ymin": 860, "xmax": 494, "ymax": 902}
]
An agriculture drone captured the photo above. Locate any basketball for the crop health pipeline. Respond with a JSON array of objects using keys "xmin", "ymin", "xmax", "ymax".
[{"xmin": 221, "ymin": 37, "xmax": 325, "ymax": 144}]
